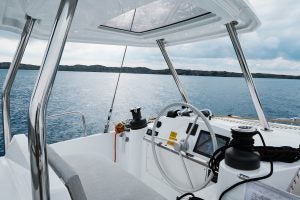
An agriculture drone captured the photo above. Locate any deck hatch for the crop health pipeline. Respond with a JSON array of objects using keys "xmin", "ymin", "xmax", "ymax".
[{"xmin": 98, "ymin": 0, "xmax": 211, "ymax": 33}]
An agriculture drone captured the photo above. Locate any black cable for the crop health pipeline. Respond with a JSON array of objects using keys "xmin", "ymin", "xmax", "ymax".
[
  {"xmin": 209, "ymin": 145, "xmax": 232, "ymax": 175},
  {"xmin": 257, "ymin": 132, "xmax": 266, "ymax": 146},
  {"xmin": 176, "ymin": 192, "xmax": 195, "ymax": 199},
  {"xmin": 254, "ymin": 146, "xmax": 300, "ymax": 163},
  {"xmin": 176, "ymin": 192, "xmax": 204, "ymax": 200},
  {"xmin": 209, "ymin": 130, "xmax": 299, "ymax": 199},
  {"xmin": 218, "ymin": 131, "xmax": 273, "ymax": 200}
]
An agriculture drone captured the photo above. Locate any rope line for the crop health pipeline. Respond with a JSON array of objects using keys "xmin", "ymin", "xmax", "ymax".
[
  {"xmin": 218, "ymin": 132, "xmax": 273, "ymax": 200},
  {"xmin": 104, "ymin": 9, "xmax": 137, "ymax": 133}
]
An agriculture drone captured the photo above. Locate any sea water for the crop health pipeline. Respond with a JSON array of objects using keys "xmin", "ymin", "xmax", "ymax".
[{"xmin": 0, "ymin": 69, "xmax": 299, "ymax": 155}]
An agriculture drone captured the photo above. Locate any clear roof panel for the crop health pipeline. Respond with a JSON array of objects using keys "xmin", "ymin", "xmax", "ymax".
[{"xmin": 100, "ymin": 0, "xmax": 210, "ymax": 33}]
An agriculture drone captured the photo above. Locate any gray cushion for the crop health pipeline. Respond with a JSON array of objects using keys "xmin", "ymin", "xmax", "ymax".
[
  {"xmin": 47, "ymin": 147, "xmax": 87, "ymax": 200},
  {"xmin": 61, "ymin": 153, "xmax": 166, "ymax": 200}
]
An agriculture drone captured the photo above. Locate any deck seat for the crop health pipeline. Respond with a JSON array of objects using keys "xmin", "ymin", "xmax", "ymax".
[
  {"xmin": 48, "ymin": 147, "xmax": 166, "ymax": 200},
  {"xmin": 48, "ymin": 147, "xmax": 87, "ymax": 200}
]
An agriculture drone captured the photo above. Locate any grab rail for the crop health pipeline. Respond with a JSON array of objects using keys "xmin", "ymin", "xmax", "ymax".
[
  {"xmin": 28, "ymin": 0, "xmax": 78, "ymax": 199},
  {"xmin": 2, "ymin": 16, "xmax": 35, "ymax": 152},
  {"xmin": 48, "ymin": 111, "xmax": 87, "ymax": 136},
  {"xmin": 271, "ymin": 117, "xmax": 300, "ymax": 125}
]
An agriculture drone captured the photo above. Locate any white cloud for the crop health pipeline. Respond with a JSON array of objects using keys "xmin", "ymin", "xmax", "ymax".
[
  {"xmin": 0, "ymin": 37, "xmax": 19, "ymax": 57},
  {"xmin": 0, "ymin": 0, "xmax": 300, "ymax": 75}
]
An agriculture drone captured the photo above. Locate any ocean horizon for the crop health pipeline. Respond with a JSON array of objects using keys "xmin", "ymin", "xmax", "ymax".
[{"xmin": 0, "ymin": 69, "xmax": 299, "ymax": 155}]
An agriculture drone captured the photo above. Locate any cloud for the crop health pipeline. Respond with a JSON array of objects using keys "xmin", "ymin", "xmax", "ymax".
[
  {"xmin": 0, "ymin": 0, "xmax": 299, "ymax": 75},
  {"xmin": 245, "ymin": 0, "xmax": 300, "ymax": 61},
  {"xmin": 0, "ymin": 37, "xmax": 19, "ymax": 57}
]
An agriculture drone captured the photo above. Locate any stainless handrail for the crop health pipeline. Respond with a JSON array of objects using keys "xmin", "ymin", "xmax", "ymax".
[
  {"xmin": 157, "ymin": 39, "xmax": 189, "ymax": 103},
  {"xmin": 271, "ymin": 117, "xmax": 300, "ymax": 125},
  {"xmin": 48, "ymin": 111, "xmax": 87, "ymax": 136},
  {"xmin": 226, "ymin": 21, "xmax": 271, "ymax": 131},
  {"xmin": 2, "ymin": 16, "xmax": 35, "ymax": 152},
  {"xmin": 28, "ymin": 0, "xmax": 78, "ymax": 199}
]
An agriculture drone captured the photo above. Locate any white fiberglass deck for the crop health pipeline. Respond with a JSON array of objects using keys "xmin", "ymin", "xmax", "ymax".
[{"xmin": 1, "ymin": 117, "xmax": 299, "ymax": 200}]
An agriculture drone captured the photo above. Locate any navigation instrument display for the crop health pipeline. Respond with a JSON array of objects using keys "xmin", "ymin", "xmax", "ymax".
[{"xmin": 193, "ymin": 130, "xmax": 230, "ymax": 157}]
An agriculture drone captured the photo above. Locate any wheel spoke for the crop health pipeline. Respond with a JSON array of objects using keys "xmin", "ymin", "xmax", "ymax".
[
  {"xmin": 153, "ymin": 136, "xmax": 169, "ymax": 142},
  {"xmin": 179, "ymin": 152, "xmax": 194, "ymax": 189}
]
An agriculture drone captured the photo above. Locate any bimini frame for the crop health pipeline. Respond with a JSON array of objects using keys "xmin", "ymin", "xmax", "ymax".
[
  {"xmin": 2, "ymin": 16, "xmax": 36, "ymax": 152},
  {"xmin": 156, "ymin": 22, "xmax": 270, "ymax": 131},
  {"xmin": 27, "ymin": 0, "xmax": 78, "ymax": 199},
  {"xmin": 157, "ymin": 39, "xmax": 189, "ymax": 103},
  {"xmin": 226, "ymin": 21, "xmax": 270, "ymax": 131}
]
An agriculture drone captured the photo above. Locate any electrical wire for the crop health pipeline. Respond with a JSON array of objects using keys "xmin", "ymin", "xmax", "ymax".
[
  {"xmin": 218, "ymin": 132, "xmax": 273, "ymax": 200},
  {"xmin": 176, "ymin": 192, "xmax": 204, "ymax": 200}
]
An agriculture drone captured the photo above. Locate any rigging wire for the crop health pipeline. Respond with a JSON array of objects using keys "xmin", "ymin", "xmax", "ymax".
[{"xmin": 104, "ymin": 9, "xmax": 137, "ymax": 133}]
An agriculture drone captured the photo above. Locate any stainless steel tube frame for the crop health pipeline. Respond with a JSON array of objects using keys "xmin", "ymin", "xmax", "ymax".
[
  {"xmin": 2, "ymin": 16, "xmax": 35, "ymax": 152},
  {"xmin": 157, "ymin": 39, "xmax": 189, "ymax": 103},
  {"xmin": 226, "ymin": 21, "xmax": 270, "ymax": 131},
  {"xmin": 28, "ymin": 0, "xmax": 78, "ymax": 199},
  {"xmin": 48, "ymin": 111, "xmax": 87, "ymax": 136}
]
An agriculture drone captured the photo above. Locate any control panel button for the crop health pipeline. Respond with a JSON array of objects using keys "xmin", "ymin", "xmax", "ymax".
[{"xmin": 146, "ymin": 129, "xmax": 158, "ymax": 136}]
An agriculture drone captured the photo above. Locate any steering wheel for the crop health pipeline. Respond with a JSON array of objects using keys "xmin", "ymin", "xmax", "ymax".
[{"xmin": 151, "ymin": 102, "xmax": 217, "ymax": 193}]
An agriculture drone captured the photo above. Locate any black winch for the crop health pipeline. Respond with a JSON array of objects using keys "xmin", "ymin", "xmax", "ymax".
[
  {"xmin": 129, "ymin": 107, "xmax": 147, "ymax": 130},
  {"xmin": 225, "ymin": 126, "xmax": 261, "ymax": 170}
]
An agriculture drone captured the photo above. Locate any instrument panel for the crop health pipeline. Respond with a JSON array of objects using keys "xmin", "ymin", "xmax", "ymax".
[{"xmin": 145, "ymin": 116, "xmax": 231, "ymax": 159}]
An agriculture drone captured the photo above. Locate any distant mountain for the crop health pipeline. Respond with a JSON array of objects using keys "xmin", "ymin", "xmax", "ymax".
[{"xmin": 0, "ymin": 62, "xmax": 299, "ymax": 80}]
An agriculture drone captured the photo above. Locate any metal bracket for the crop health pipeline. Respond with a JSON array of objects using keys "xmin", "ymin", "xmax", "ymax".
[{"xmin": 48, "ymin": 111, "xmax": 87, "ymax": 137}]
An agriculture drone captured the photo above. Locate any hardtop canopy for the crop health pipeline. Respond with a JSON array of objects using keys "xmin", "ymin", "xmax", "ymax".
[{"xmin": 0, "ymin": 0, "xmax": 260, "ymax": 46}]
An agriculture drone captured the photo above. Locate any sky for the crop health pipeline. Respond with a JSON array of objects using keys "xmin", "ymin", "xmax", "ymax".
[{"xmin": 0, "ymin": 0, "xmax": 299, "ymax": 75}]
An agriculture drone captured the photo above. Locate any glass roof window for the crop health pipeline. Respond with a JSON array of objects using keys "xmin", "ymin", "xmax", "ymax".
[{"xmin": 99, "ymin": 0, "xmax": 211, "ymax": 33}]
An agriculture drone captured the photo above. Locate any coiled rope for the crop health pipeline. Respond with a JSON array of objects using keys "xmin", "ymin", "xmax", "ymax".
[{"xmin": 207, "ymin": 130, "xmax": 299, "ymax": 200}]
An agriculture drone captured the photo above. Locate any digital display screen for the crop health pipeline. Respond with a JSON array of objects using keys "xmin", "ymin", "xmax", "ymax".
[{"xmin": 193, "ymin": 130, "xmax": 230, "ymax": 157}]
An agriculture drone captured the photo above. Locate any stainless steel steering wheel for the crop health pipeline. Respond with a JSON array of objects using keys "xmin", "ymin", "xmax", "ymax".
[{"xmin": 151, "ymin": 102, "xmax": 217, "ymax": 193}]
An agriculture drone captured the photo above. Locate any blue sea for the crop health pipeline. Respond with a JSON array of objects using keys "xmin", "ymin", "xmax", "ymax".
[{"xmin": 0, "ymin": 69, "xmax": 299, "ymax": 155}]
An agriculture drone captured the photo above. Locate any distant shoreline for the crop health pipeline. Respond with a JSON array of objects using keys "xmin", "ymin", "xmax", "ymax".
[{"xmin": 0, "ymin": 62, "xmax": 299, "ymax": 80}]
